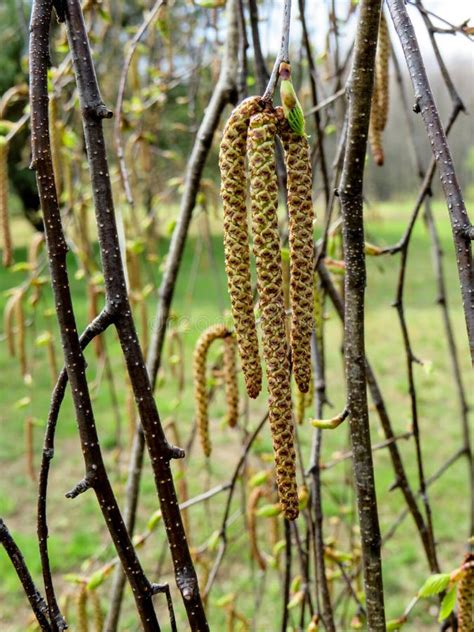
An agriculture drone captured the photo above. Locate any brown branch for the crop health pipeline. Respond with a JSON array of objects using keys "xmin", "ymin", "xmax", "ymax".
[
  {"xmin": 0, "ymin": 519, "xmax": 51, "ymax": 631},
  {"xmin": 319, "ymin": 262, "xmax": 437, "ymax": 573},
  {"xmin": 62, "ymin": 0, "xmax": 209, "ymax": 625},
  {"xmin": 204, "ymin": 413, "xmax": 269, "ymax": 597},
  {"xmin": 29, "ymin": 2, "xmax": 161, "ymax": 629},
  {"xmin": 262, "ymin": 0, "xmax": 292, "ymax": 101},
  {"xmin": 338, "ymin": 1, "xmax": 386, "ymax": 627},
  {"xmin": 383, "ymin": 448, "xmax": 467, "ymax": 544},
  {"xmin": 387, "ymin": 0, "xmax": 474, "ymax": 363},
  {"xmin": 37, "ymin": 308, "xmax": 114, "ymax": 631}
]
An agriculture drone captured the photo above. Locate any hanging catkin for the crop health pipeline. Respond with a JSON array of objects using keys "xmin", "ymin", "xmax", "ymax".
[
  {"xmin": 223, "ymin": 334, "xmax": 239, "ymax": 427},
  {"xmin": 193, "ymin": 323, "xmax": 231, "ymax": 457},
  {"xmin": 220, "ymin": 96, "xmax": 263, "ymax": 399},
  {"xmin": 369, "ymin": 13, "xmax": 390, "ymax": 166},
  {"xmin": 77, "ymin": 584, "xmax": 89, "ymax": 632},
  {"xmin": 49, "ymin": 93, "xmax": 62, "ymax": 199},
  {"xmin": 247, "ymin": 487, "xmax": 267, "ymax": 571},
  {"xmin": 248, "ymin": 111, "xmax": 299, "ymax": 521},
  {"xmin": 277, "ymin": 113, "xmax": 314, "ymax": 393},
  {"xmin": 458, "ymin": 554, "xmax": 474, "ymax": 632},
  {"xmin": 0, "ymin": 136, "xmax": 12, "ymax": 267}
]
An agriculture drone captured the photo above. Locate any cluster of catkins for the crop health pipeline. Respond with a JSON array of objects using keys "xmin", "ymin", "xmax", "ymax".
[
  {"xmin": 193, "ymin": 324, "xmax": 239, "ymax": 457},
  {"xmin": 369, "ymin": 13, "xmax": 390, "ymax": 166},
  {"xmin": 219, "ymin": 92, "xmax": 314, "ymax": 520}
]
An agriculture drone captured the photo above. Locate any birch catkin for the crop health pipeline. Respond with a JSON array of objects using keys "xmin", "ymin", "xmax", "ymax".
[
  {"xmin": 458, "ymin": 554, "xmax": 474, "ymax": 632},
  {"xmin": 49, "ymin": 93, "xmax": 62, "ymax": 198},
  {"xmin": 220, "ymin": 96, "xmax": 263, "ymax": 399},
  {"xmin": 193, "ymin": 323, "xmax": 231, "ymax": 457},
  {"xmin": 277, "ymin": 114, "xmax": 314, "ymax": 393},
  {"xmin": 0, "ymin": 136, "xmax": 12, "ymax": 267},
  {"xmin": 223, "ymin": 334, "xmax": 239, "ymax": 427},
  {"xmin": 248, "ymin": 111, "xmax": 299, "ymax": 521},
  {"xmin": 247, "ymin": 487, "xmax": 267, "ymax": 571},
  {"xmin": 369, "ymin": 13, "xmax": 390, "ymax": 166}
]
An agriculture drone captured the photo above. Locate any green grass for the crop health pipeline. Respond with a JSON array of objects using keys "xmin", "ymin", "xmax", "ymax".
[{"xmin": 0, "ymin": 199, "xmax": 471, "ymax": 631}]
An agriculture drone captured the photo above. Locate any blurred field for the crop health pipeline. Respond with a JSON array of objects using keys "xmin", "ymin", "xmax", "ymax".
[{"xmin": 0, "ymin": 198, "xmax": 472, "ymax": 630}]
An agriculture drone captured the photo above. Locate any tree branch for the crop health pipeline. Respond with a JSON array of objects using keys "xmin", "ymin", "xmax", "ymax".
[
  {"xmin": 387, "ymin": 0, "xmax": 474, "ymax": 363},
  {"xmin": 0, "ymin": 519, "xmax": 51, "ymax": 631},
  {"xmin": 338, "ymin": 1, "xmax": 385, "ymax": 627}
]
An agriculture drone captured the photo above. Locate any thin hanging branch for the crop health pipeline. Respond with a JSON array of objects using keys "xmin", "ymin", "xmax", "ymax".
[
  {"xmin": 262, "ymin": 0, "xmax": 292, "ymax": 101},
  {"xmin": 338, "ymin": 1, "xmax": 386, "ymax": 628},
  {"xmin": 61, "ymin": 0, "xmax": 208, "ymax": 626},
  {"xmin": 29, "ymin": 2, "xmax": 163, "ymax": 629},
  {"xmin": 37, "ymin": 308, "xmax": 114, "ymax": 632},
  {"xmin": 114, "ymin": 0, "xmax": 167, "ymax": 207},
  {"xmin": 386, "ymin": 0, "xmax": 474, "ymax": 364},
  {"xmin": 0, "ymin": 518, "xmax": 51, "ymax": 631}
]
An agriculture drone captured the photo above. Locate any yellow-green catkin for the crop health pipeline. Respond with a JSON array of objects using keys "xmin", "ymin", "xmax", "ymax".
[
  {"xmin": 89, "ymin": 589, "xmax": 104, "ymax": 632},
  {"xmin": 0, "ymin": 136, "xmax": 12, "ymax": 267},
  {"xmin": 220, "ymin": 96, "xmax": 263, "ymax": 399},
  {"xmin": 193, "ymin": 323, "xmax": 231, "ymax": 457},
  {"xmin": 223, "ymin": 334, "xmax": 239, "ymax": 427},
  {"xmin": 248, "ymin": 110, "xmax": 299, "ymax": 521},
  {"xmin": 458, "ymin": 554, "xmax": 474, "ymax": 632},
  {"xmin": 77, "ymin": 584, "xmax": 89, "ymax": 632},
  {"xmin": 277, "ymin": 112, "xmax": 315, "ymax": 394},
  {"xmin": 369, "ymin": 13, "xmax": 390, "ymax": 166},
  {"xmin": 247, "ymin": 487, "xmax": 267, "ymax": 570},
  {"xmin": 49, "ymin": 93, "xmax": 62, "ymax": 199}
]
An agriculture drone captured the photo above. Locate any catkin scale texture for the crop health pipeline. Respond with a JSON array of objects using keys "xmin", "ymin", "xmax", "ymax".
[
  {"xmin": 369, "ymin": 13, "xmax": 390, "ymax": 166},
  {"xmin": 193, "ymin": 323, "xmax": 232, "ymax": 457},
  {"xmin": 0, "ymin": 137, "xmax": 12, "ymax": 267},
  {"xmin": 458, "ymin": 554, "xmax": 474, "ymax": 632},
  {"xmin": 277, "ymin": 116, "xmax": 314, "ymax": 393},
  {"xmin": 248, "ymin": 111, "xmax": 299, "ymax": 521},
  {"xmin": 223, "ymin": 334, "xmax": 239, "ymax": 427},
  {"xmin": 220, "ymin": 96, "xmax": 263, "ymax": 399}
]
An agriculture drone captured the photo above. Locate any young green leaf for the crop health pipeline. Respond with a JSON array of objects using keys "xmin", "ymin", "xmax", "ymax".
[
  {"xmin": 280, "ymin": 79, "xmax": 306, "ymax": 136},
  {"xmin": 418, "ymin": 573, "xmax": 450, "ymax": 597},
  {"xmin": 438, "ymin": 584, "xmax": 457, "ymax": 622}
]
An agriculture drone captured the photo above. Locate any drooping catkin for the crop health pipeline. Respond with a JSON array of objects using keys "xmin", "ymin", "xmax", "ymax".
[
  {"xmin": 4, "ymin": 292, "xmax": 17, "ymax": 357},
  {"xmin": 193, "ymin": 323, "xmax": 231, "ymax": 457},
  {"xmin": 223, "ymin": 334, "xmax": 239, "ymax": 427},
  {"xmin": 87, "ymin": 282, "xmax": 104, "ymax": 358},
  {"xmin": 458, "ymin": 554, "xmax": 474, "ymax": 632},
  {"xmin": 77, "ymin": 584, "xmax": 89, "ymax": 632},
  {"xmin": 0, "ymin": 136, "xmax": 12, "ymax": 267},
  {"xmin": 25, "ymin": 417, "xmax": 36, "ymax": 482},
  {"xmin": 14, "ymin": 290, "xmax": 28, "ymax": 378},
  {"xmin": 89, "ymin": 589, "xmax": 104, "ymax": 632},
  {"xmin": 28, "ymin": 232, "xmax": 44, "ymax": 271},
  {"xmin": 369, "ymin": 13, "xmax": 390, "ymax": 166},
  {"xmin": 49, "ymin": 93, "xmax": 62, "ymax": 199},
  {"xmin": 248, "ymin": 111, "xmax": 299, "ymax": 521},
  {"xmin": 277, "ymin": 114, "xmax": 314, "ymax": 393},
  {"xmin": 247, "ymin": 487, "xmax": 267, "ymax": 570},
  {"xmin": 376, "ymin": 14, "xmax": 390, "ymax": 133},
  {"xmin": 220, "ymin": 96, "xmax": 263, "ymax": 399}
]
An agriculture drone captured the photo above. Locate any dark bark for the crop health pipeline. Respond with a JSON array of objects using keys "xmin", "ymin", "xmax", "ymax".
[
  {"xmin": 29, "ymin": 2, "xmax": 161, "ymax": 628},
  {"xmin": 61, "ymin": 0, "xmax": 208, "ymax": 626},
  {"xmin": 0, "ymin": 518, "xmax": 51, "ymax": 631},
  {"xmin": 338, "ymin": 1, "xmax": 385, "ymax": 628}
]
